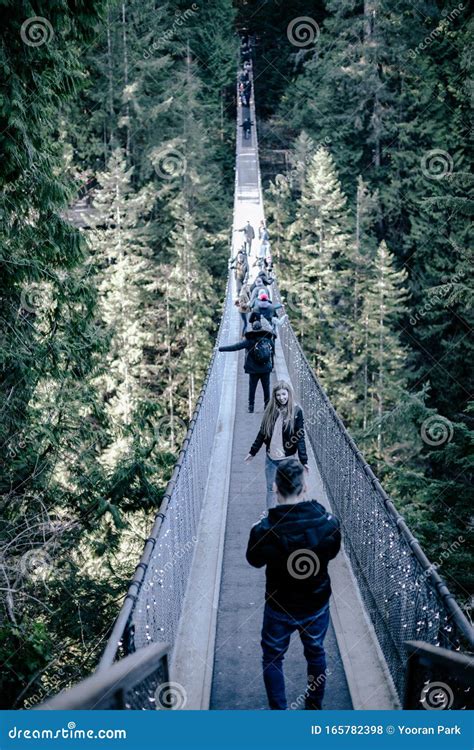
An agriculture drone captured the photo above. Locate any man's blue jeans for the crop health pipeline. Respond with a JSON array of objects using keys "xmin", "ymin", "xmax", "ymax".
[{"xmin": 261, "ymin": 601, "xmax": 330, "ymax": 710}]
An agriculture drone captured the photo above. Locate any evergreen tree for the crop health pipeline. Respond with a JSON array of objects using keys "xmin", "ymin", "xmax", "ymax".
[
  {"xmin": 355, "ymin": 241, "xmax": 409, "ymax": 455},
  {"xmin": 160, "ymin": 198, "xmax": 216, "ymax": 422},
  {"xmin": 288, "ymin": 146, "xmax": 355, "ymax": 408},
  {"xmin": 86, "ymin": 148, "xmax": 157, "ymax": 468}
]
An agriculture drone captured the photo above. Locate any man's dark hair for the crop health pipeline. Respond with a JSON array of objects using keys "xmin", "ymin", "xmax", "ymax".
[{"xmin": 275, "ymin": 458, "xmax": 304, "ymax": 498}]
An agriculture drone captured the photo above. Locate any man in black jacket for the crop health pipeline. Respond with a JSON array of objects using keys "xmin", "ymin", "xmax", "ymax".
[
  {"xmin": 246, "ymin": 458, "xmax": 341, "ymax": 710},
  {"xmin": 219, "ymin": 319, "xmax": 275, "ymax": 412}
]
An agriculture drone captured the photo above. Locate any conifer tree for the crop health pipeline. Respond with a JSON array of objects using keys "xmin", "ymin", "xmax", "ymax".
[
  {"xmin": 355, "ymin": 241, "xmax": 409, "ymax": 455},
  {"xmin": 289, "ymin": 147, "xmax": 355, "ymax": 403},
  {"xmin": 86, "ymin": 148, "xmax": 157, "ymax": 469}
]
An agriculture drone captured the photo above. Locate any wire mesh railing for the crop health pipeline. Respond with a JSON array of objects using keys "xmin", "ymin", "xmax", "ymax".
[
  {"xmin": 273, "ymin": 293, "xmax": 474, "ymax": 699},
  {"xmin": 99, "ymin": 278, "xmax": 235, "ymax": 669}
]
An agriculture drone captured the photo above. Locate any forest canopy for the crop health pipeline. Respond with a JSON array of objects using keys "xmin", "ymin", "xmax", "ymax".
[{"xmin": 0, "ymin": 0, "xmax": 472, "ymax": 708}]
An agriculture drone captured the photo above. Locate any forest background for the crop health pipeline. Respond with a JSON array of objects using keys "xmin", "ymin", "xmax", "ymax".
[{"xmin": 0, "ymin": 0, "xmax": 471, "ymax": 708}]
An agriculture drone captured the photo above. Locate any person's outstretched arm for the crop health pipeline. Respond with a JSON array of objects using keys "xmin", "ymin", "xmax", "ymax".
[
  {"xmin": 219, "ymin": 340, "xmax": 248, "ymax": 353},
  {"xmin": 248, "ymin": 423, "xmax": 266, "ymax": 457}
]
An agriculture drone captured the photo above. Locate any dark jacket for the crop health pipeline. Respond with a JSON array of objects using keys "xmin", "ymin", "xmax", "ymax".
[
  {"xmin": 251, "ymin": 299, "xmax": 282, "ymax": 322},
  {"xmin": 249, "ymin": 404, "xmax": 308, "ymax": 465},
  {"xmin": 251, "ymin": 270, "xmax": 273, "ymax": 289},
  {"xmin": 246, "ymin": 500, "xmax": 341, "ymax": 614},
  {"xmin": 219, "ymin": 328, "xmax": 275, "ymax": 374}
]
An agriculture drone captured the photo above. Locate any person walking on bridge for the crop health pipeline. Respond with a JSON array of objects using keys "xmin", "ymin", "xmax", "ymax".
[
  {"xmin": 246, "ymin": 458, "xmax": 341, "ymax": 710},
  {"xmin": 234, "ymin": 284, "xmax": 251, "ymax": 337},
  {"xmin": 235, "ymin": 221, "xmax": 255, "ymax": 254},
  {"xmin": 245, "ymin": 381, "xmax": 308, "ymax": 509},
  {"xmin": 250, "ymin": 269, "xmax": 274, "ymax": 300},
  {"xmin": 251, "ymin": 291, "xmax": 282, "ymax": 326},
  {"xmin": 230, "ymin": 248, "xmax": 249, "ymax": 294},
  {"xmin": 218, "ymin": 318, "xmax": 275, "ymax": 413},
  {"xmin": 240, "ymin": 116, "xmax": 253, "ymax": 141}
]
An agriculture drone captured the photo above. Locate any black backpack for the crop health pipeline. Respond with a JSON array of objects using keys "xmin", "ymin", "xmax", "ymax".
[{"xmin": 252, "ymin": 337, "xmax": 273, "ymax": 366}]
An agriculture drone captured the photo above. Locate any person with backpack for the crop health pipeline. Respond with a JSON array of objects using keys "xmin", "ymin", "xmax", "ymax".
[
  {"xmin": 235, "ymin": 221, "xmax": 255, "ymax": 254},
  {"xmin": 251, "ymin": 268, "xmax": 274, "ymax": 291},
  {"xmin": 219, "ymin": 318, "xmax": 275, "ymax": 413},
  {"xmin": 241, "ymin": 117, "xmax": 253, "ymax": 141},
  {"xmin": 230, "ymin": 248, "xmax": 249, "ymax": 294},
  {"xmin": 249, "ymin": 276, "xmax": 266, "ymax": 306},
  {"xmin": 245, "ymin": 380, "xmax": 308, "ymax": 508},
  {"xmin": 251, "ymin": 291, "xmax": 283, "ymax": 325},
  {"xmin": 234, "ymin": 284, "xmax": 251, "ymax": 336},
  {"xmin": 249, "ymin": 297, "xmax": 287, "ymax": 337},
  {"xmin": 249, "ymin": 273, "xmax": 274, "ymax": 306},
  {"xmin": 246, "ymin": 458, "xmax": 341, "ymax": 710}
]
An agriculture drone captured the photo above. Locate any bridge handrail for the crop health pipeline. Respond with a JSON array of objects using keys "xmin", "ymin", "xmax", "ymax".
[
  {"xmin": 99, "ymin": 275, "xmax": 232, "ymax": 669},
  {"xmin": 38, "ymin": 642, "xmax": 170, "ymax": 710},
  {"xmin": 99, "ymin": 56, "xmax": 245, "ymax": 669},
  {"xmin": 273, "ymin": 296, "xmax": 473, "ymax": 648}
]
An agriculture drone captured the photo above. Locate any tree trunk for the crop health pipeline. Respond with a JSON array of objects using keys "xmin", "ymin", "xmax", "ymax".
[
  {"xmin": 106, "ymin": 4, "xmax": 115, "ymax": 151},
  {"xmin": 122, "ymin": 1, "xmax": 131, "ymax": 159}
]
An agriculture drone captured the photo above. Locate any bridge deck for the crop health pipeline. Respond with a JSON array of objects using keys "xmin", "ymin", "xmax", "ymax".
[
  {"xmin": 172, "ymin": 68, "xmax": 398, "ymax": 711},
  {"xmin": 209, "ymin": 357, "xmax": 352, "ymax": 709},
  {"xmin": 208, "ymin": 87, "xmax": 352, "ymax": 710}
]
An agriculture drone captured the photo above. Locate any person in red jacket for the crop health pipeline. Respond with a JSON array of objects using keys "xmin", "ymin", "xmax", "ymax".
[{"xmin": 246, "ymin": 458, "xmax": 341, "ymax": 710}]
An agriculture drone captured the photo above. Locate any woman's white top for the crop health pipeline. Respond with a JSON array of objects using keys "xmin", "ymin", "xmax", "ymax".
[{"xmin": 268, "ymin": 412, "xmax": 286, "ymax": 460}]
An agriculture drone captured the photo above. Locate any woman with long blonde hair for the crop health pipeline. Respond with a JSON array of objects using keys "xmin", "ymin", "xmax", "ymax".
[{"xmin": 245, "ymin": 380, "xmax": 309, "ymax": 508}]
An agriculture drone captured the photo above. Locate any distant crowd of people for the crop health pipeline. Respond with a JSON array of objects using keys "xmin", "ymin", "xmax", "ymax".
[
  {"xmin": 239, "ymin": 36, "xmax": 254, "ymax": 139},
  {"xmin": 215, "ymin": 32, "xmax": 342, "ymax": 715}
]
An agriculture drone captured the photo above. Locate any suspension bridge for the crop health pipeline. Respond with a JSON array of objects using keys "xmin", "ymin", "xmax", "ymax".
[{"xmin": 40, "ymin": 43, "xmax": 473, "ymax": 712}]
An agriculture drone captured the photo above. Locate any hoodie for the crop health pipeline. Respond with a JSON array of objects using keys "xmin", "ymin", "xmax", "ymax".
[{"xmin": 246, "ymin": 500, "xmax": 341, "ymax": 614}]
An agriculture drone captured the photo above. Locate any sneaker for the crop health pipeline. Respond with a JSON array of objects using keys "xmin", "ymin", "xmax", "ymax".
[{"xmin": 248, "ymin": 406, "xmax": 254, "ymax": 413}]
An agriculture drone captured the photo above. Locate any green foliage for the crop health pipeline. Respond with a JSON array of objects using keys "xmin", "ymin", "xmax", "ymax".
[
  {"xmin": 263, "ymin": 0, "xmax": 473, "ymax": 605},
  {"xmin": 0, "ymin": 0, "xmax": 236, "ymax": 709}
]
